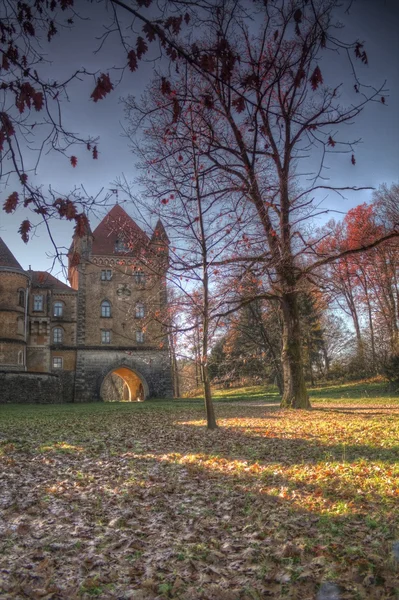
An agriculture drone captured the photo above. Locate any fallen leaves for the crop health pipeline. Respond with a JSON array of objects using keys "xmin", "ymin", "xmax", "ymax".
[{"xmin": 0, "ymin": 394, "xmax": 398, "ymax": 598}]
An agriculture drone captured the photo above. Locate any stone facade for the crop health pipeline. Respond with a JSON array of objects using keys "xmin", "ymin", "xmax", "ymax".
[{"xmin": 0, "ymin": 206, "xmax": 172, "ymax": 404}]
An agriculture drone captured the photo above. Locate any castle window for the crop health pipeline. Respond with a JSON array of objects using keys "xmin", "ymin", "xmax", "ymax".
[
  {"xmin": 101, "ymin": 300, "xmax": 111, "ymax": 318},
  {"xmin": 52, "ymin": 357, "xmax": 63, "ymax": 369},
  {"xmin": 134, "ymin": 271, "xmax": 146, "ymax": 285},
  {"xmin": 33, "ymin": 294, "xmax": 43, "ymax": 311},
  {"xmin": 17, "ymin": 317, "xmax": 24, "ymax": 335},
  {"xmin": 18, "ymin": 350, "xmax": 23, "ymax": 365},
  {"xmin": 136, "ymin": 330, "xmax": 145, "ymax": 343},
  {"xmin": 101, "ymin": 330, "xmax": 111, "ymax": 344},
  {"xmin": 101, "ymin": 269, "xmax": 112, "ymax": 281},
  {"xmin": 53, "ymin": 327, "xmax": 63, "ymax": 343},
  {"xmin": 135, "ymin": 302, "xmax": 145, "ymax": 318},
  {"xmin": 53, "ymin": 301, "xmax": 64, "ymax": 317},
  {"xmin": 18, "ymin": 289, "xmax": 25, "ymax": 307}
]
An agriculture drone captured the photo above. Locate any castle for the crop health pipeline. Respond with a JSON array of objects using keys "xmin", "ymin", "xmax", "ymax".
[{"xmin": 0, "ymin": 205, "xmax": 173, "ymax": 403}]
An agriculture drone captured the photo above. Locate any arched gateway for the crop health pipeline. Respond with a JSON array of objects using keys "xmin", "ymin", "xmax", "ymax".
[{"xmin": 100, "ymin": 365, "xmax": 149, "ymax": 402}]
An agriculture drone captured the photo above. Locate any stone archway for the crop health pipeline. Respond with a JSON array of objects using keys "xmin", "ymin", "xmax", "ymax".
[{"xmin": 100, "ymin": 366, "xmax": 148, "ymax": 402}]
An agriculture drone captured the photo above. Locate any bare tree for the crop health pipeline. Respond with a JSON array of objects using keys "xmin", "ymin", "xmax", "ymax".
[{"xmin": 124, "ymin": 0, "xmax": 395, "ymax": 408}]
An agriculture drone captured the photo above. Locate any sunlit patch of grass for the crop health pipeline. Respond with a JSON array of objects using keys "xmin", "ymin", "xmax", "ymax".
[{"xmin": 38, "ymin": 441, "xmax": 84, "ymax": 453}]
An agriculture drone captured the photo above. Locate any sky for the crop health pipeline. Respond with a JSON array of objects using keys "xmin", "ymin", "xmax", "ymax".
[{"xmin": 0, "ymin": 0, "xmax": 398, "ymax": 281}]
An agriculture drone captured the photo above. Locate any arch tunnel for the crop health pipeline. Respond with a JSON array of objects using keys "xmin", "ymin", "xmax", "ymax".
[{"xmin": 100, "ymin": 366, "xmax": 148, "ymax": 402}]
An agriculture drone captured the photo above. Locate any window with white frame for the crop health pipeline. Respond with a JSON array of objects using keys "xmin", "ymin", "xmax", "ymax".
[
  {"xmin": 18, "ymin": 350, "xmax": 23, "ymax": 365},
  {"xmin": 53, "ymin": 327, "xmax": 63, "ymax": 343},
  {"xmin": 101, "ymin": 269, "xmax": 112, "ymax": 281},
  {"xmin": 33, "ymin": 294, "xmax": 43, "ymax": 311},
  {"xmin": 101, "ymin": 330, "xmax": 111, "ymax": 344},
  {"xmin": 134, "ymin": 271, "xmax": 146, "ymax": 285},
  {"xmin": 53, "ymin": 301, "xmax": 63, "ymax": 317},
  {"xmin": 135, "ymin": 302, "xmax": 145, "ymax": 318},
  {"xmin": 101, "ymin": 300, "xmax": 111, "ymax": 318},
  {"xmin": 52, "ymin": 357, "xmax": 63, "ymax": 369},
  {"xmin": 136, "ymin": 330, "xmax": 145, "ymax": 343}
]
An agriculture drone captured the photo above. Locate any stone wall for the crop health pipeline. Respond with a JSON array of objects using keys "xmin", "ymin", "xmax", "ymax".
[
  {"xmin": 74, "ymin": 348, "xmax": 173, "ymax": 402},
  {"xmin": 0, "ymin": 371, "xmax": 62, "ymax": 404}
]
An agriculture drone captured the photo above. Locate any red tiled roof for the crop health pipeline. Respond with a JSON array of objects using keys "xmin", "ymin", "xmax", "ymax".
[
  {"xmin": 91, "ymin": 205, "xmax": 150, "ymax": 256},
  {"xmin": 0, "ymin": 237, "xmax": 24, "ymax": 271},
  {"xmin": 29, "ymin": 271, "xmax": 73, "ymax": 291}
]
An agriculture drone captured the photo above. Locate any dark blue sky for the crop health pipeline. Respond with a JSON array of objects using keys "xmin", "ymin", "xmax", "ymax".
[{"xmin": 0, "ymin": 0, "xmax": 398, "ymax": 281}]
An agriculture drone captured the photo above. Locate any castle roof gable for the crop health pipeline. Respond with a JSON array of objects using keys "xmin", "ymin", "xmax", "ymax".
[
  {"xmin": 91, "ymin": 204, "xmax": 150, "ymax": 256},
  {"xmin": 29, "ymin": 271, "xmax": 73, "ymax": 291}
]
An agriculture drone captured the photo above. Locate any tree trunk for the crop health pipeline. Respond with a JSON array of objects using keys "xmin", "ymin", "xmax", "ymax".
[
  {"xmin": 202, "ymin": 363, "xmax": 218, "ymax": 430},
  {"xmin": 280, "ymin": 291, "xmax": 311, "ymax": 409}
]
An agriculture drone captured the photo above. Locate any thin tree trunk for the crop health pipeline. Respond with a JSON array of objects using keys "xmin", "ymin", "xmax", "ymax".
[{"xmin": 280, "ymin": 291, "xmax": 311, "ymax": 409}]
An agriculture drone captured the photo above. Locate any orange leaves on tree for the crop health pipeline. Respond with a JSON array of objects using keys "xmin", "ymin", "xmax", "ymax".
[
  {"xmin": 0, "ymin": 112, "xmax": 15, "ymax": 137},
  {"xmin": 92, "ymin": 146, "xmax": 98, "ymax": 159},
  {"xmin": 143, "ymin": 23, "xmax": 157, "ymax": 43},
  {"xmin": 232, "ymin": 96, "xmax": 245, "ymax": 113},
  {"xmin": 172, "ymin": 97, "xmax": 180, "ymax": 123},
  {"xmin": 53, "ymin": 198, "xmax": 77, "ymax": 220},
  {"xmin": 136, "ymin": 36, "xmax": 148, "ymax": 60},
  {"xmin": 3, "ymin": 192, "xmax": 19, "ymax": 213},
  {"xmin": 164, "ymin": 15, "xmax": 183, "ymax": 35},
  {"xmin": 354, "ymin": 42, "xmax": 368, "ymax": 65},
  {"xmin": 351, "ymin": 154, "xmax": 356, "ymax": 165},
  {"xmin": 161, "ymin": 198, "xmax": 169, "ymax": 205},
  {"xmin": 70, "ymin": 155, "xmax": 77, "ymax": 168},
  {"xmin": 327, "ymin": 136, "xmax": 336, "ymax": 147},
  {"xmin": 127, "ymin": 50, "xmax": 138, "ymax": 72},
  {"xmin": 161, "ymin": 77, "xmax": 172, "ymax": 96},
  {"xmin": 309, "ymin": 66, "xmax": 323, "ymax": 91},
  {"xmin": 19, "ymin": 219, "xmax": 31, "ymax": 243},
  {"xmin": 90, "ymin": 73, "xmax": 114, "ymax": 102}
]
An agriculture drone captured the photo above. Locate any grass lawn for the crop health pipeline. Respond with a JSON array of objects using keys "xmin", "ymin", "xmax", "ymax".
[{"xmin": 1, "ymin": 382, "xmax": 398, "ymax": 599}]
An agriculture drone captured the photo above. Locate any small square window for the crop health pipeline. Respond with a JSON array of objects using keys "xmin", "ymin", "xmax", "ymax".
[
  {"xmin": 101, "ymin": 269, "xmax": 112, "ymax": 281},
  {"xmin": 33, "ymin": 295, "xmax": 43, "ymax": 311},
  {"xmin": 136, "ymin": 330, "xmax": 144, "ymax": 343},
  {"xmin": 101, "ymin": 330, "xmax": 111, "ymax": 344},
  {"xmin": 52, "ymin": 357, "xmax": 63, "ymax": 369}
]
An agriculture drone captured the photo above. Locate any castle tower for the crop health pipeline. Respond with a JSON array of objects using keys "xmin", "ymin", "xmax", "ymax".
[
  {"xmin": 70, "ymin": 205, "xmax": 173, "ymax": 402},
  {"xmin": 0, "ymin": 238, "xmax": 30, "ymax": 370}
]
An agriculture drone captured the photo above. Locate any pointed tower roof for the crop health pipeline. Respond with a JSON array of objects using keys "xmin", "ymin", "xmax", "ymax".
[
  {"xmin": 151, "ymin": 219, "xmax": 170, "ymax": 245},
  {"xmin": 91, "ymin": 205, "xmax": 150, "ymax": 256},
  {"xmin": 0, "ymin": 237, "xmax": 24, "ymax": 272}
]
